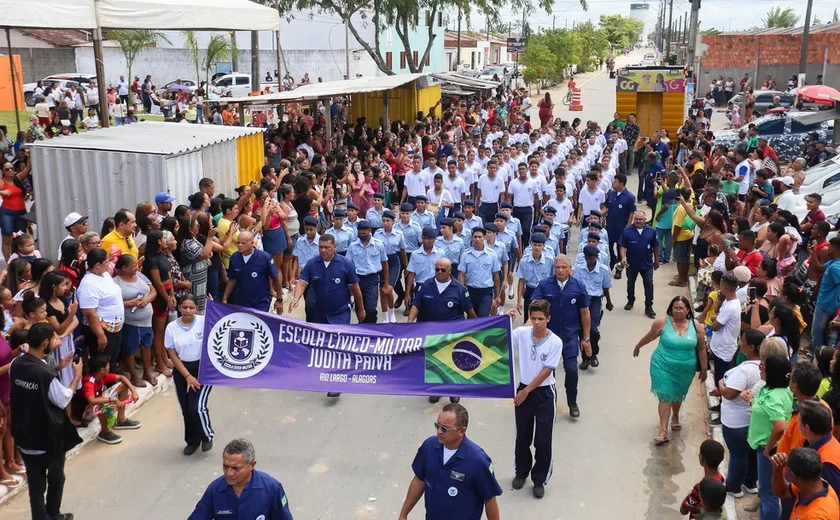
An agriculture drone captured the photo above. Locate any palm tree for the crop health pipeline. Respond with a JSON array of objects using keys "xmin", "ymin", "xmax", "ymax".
[
  {"xmin": 108, "ymin": 30, "xmax": 172, "ymax": 84},
  {"xmin": 762, "ymin": 7, "xmax": 801, "ymax": 28},
  {"xmin": 182, "ymin": 30, "xmax": 201, "ymax": 83},
  {"xmin": 204, "ymin": 35, "xmax": 233, "ymax": 87}
]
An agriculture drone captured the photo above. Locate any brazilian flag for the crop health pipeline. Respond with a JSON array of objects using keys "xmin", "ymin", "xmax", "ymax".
[{"xmin": 424, "ymin": 328, "xmax": 511, "ymax": 385}]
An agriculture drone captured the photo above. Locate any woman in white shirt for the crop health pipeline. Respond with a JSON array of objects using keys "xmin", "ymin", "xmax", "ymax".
[
  {"xmin": 718, "ymin": 329, "xmax": 762, "ymax": 496},
  {"xmin": 165, "ymin": 294, "xmax": 214, "ymax": 455},
  {"xmin": 78, "ymin": 248, "xmax": 126, "ymax": 372}
]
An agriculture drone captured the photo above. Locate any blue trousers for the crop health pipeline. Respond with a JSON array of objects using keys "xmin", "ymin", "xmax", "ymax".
[
  {"xmin": 583, "ymin": 296, "xmax": 603, "ymax": 360},
  {"xmin": 655, "ymin": 228, "xmax": 672, "ymax": 262},
  {"xmin": 468, "ymin": 286, "xmax": 494, "ymax": 317},
  {"xmin": 513, "ymin": 206, "xmax": 534, "ymax": 246},
  {"xmin": 479, "ymin": 202, "xmax": 498, "ymax": 225},
  {"xmin": 560, "ymin": 335, "xmax": 580, "ymax": 405},
  {"xmin": 812, "ymin": 305, "xmax": 834, "ymax": 353},
  {"xmin": 757, "ymin": 446, "xmax": 780, "ymax": 520},
  {"xmin": 358, "ymin": 272, "xmax": 381, "ymax": 324},
  {"xmin": 626, "ymin": 265, "xmax": 654, "ymax": 308},
  {"xmin": 607, "ymin": 232, "xmax": 620, "ymax": 268},
  {"xmin": 721, "ymin": 424, "xmax": 757, "ymax": 493},
  {"xmin": 514, "ymin": 384, "xmax": 557, "ymax": 485}
]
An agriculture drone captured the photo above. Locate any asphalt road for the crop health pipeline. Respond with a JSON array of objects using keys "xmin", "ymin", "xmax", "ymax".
[{"xmin": 3, "ymin": 50, "xmax": 709, "ymax": 520}]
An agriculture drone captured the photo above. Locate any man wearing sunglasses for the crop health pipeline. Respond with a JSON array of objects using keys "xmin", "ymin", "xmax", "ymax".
[{"xmin": 399, "ymin": 403, "xmax": 502, "ymax": 520}]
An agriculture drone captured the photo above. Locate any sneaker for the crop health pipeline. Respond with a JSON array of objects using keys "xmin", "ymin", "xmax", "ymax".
[
  {"xmin": 97, "ymin": 431, "xmax": 122, "ymax": 444},
  {"xmin": 113, "ymin": 419, "xmax": 141, "ymax": 430},
  {"xmin": 590, "ymin": 356, "xmax": 600, "ymax": 368},
  {"xmin": 508, "ymin": 285, "xmax": 515, "ymax": 299},
  {"xmin": 449, "ymin": 397, "xmax": 460, "ymax": 403},
  {"xmin": 744, "ymin": 486, "xmax": 758, "ymax": 494},
  {"xmin": 708, "ymin": 403, "xmax": 721, "ymax": 412},
  {"xmin": 201, "ymin": 439, "xmax": 214, "ymax": 452},
  {"xmin": 512, "ymin": 476, "xmax": 526, "ymax": 490},
  {"xmin": 727, "ymin": 489, "xmax": 745, "ymax": 498},
  {"xmin": 57, "ymin": 515, "xmax": 75, "ymax": 520},
  {"xmin": 568, "ymin": 403, "xmax": 580, "ymax": 418},
  {"xmin": 624, "ymin": 302, "xmax": 633, "ymax": 311},
  {"xmin": 428, "ymin": 396, "xmax": 441, "ymax": 403},
  {"xmin": 184, "ymin": 444, "xmax": 199, "ymax": 456},
  {"xmin": 327, "ymin": 392, "xmax": 341, "ymax": 398},
  {"xmin": 533, "ymin": 483, "xmax": 545, "ymax": 498},
  {"xmin": 579, "ymin": 359, "xmax": 590, "ymax": 371}
]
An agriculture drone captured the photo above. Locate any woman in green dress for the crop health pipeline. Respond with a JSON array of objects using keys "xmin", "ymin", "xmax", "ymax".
[{"xmin": 634, "ymin": 296, "xmax": 708, "ymax": 445}]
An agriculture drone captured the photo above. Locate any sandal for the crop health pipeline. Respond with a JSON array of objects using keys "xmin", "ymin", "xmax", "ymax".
[
  {"xmin": 668, "ymin": 281, "xmax": 686, "ymax": 287},
  {"xmin": 671, "ymin": 422, "xmax": 682, "ymax": 431},
  {"xmin": 0, "ymin": 478, "xmax": 20, "ymax": 488},
  {"xmin": 143, "ymin": 373, "xmax": 159, "ymax": 386},
  {"xmin": 131, "ymin": 378, "xmax": 147, "ymax": 388},
  {"xmin": 654, "ymin": 433, "xmax": 670, "ymax": 445}
]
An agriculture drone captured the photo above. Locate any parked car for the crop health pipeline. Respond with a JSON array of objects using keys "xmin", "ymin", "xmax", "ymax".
[
  {"xmin": 797, "ymin": 154, "xmax": 840, "ymax": 196},
  {"xmin": 213, "ymin": 73, "xmax": 276, "ymax": 97},
  {"xmin": 23, "ymin": 73, "xmax": 97, "ymax": 106},
  {"xmin": 478, "ymin": 66, "xmax": 510, "ymax": 84},
  {"xmin": 725, "ymin": 90, "xmax": 793, "ymax": 119},
  {"xmin": 714, "ymin": 112, "xmax": 834, "ymax": 163}
]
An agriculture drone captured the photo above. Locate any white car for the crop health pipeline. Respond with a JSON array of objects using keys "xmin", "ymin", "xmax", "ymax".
[
  {"xmin": 23, "ymin": 73, "xmax": 97, "ymax": 106},
  {"xmin": 797, "ymin": 155, "xmax": 840, "ymax": 197},
  {"xmin": 213, "ymin": 73, "xmax": 276, "ymax": 98}
]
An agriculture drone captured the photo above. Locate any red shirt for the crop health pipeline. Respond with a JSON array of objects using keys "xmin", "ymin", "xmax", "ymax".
[
  {"xmin": 737, "ymin": 249, "xmax": 763, "ymax": 275},
  {"xmin": 803, "ymin": 210, "xmax": 826, "ymax": 226},
  {"xmin": 1, "ymin": 179, "xmax": 25, "ymax": 212},
  {"xmin": 761, "ymin": 145, "xmax": 778, "ymax": 162},
  {"xmin": 82, "ymin": 372, "xmax": 118, "ymax": 400},
  {"xmin": 682, "ymin": 472, "xmax": 725, "ymax": 518}
]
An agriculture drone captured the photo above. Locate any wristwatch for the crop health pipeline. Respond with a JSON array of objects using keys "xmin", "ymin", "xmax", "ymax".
[{"xmin": 583, "ymin": 337, "xmax": 590, "ymax": 342}]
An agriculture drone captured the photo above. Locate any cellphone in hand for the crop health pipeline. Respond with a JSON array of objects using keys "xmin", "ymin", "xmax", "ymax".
[{"xmin": 748, "ymin": 286, "xmax": 757, "ymax": 301}]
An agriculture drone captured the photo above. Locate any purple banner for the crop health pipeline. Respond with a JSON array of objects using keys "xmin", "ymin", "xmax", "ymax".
[{"xmin": 199, "ymin": 302, "xmax": 515, "ymax": 398}]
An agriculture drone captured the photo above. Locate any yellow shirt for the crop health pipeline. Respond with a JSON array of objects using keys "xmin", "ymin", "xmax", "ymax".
[
  {"xmin": 101, "ymin": 230, "xmax": 139, "ymax": 259},
  {"xmin": 672, "ymin": 205, "xmax": 695, "ymax": 242},
  {"xmin": 690, "ymin": 162, "xmax": 705, "ymax": 174},
  {"xmin": 704, "ymin": 291, "xmax": 719, "ymax": 326},
  {"xmin": 217, "ymin": 217, "xmax": 239, "ymax": 268}
]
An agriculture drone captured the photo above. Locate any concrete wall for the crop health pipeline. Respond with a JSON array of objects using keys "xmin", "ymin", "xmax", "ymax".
[
  {"xmin": 11, "ymin": 47, "xmax": 77, "ymax": 83},
  {"xmin": 73, "ymin": 46, "xmax": 378, "ymax": 87}
]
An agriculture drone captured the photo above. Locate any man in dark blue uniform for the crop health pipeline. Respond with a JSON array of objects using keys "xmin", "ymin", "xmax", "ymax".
[
  {"xmin": 532, "ymin": 255, "xmax": 591, "ymax": 418},
  {"xmin": 189, "ymin": 438, "xmax": 293, "ymax": 520},
  {"xmin": 602, "ymin": 173, "xmax": 636, "ymax": 269},
  {"xmin": 619, "ymin": 210, "xmax": 659, "ymax": 318},
  {"xmin": 409, "ymin": 257, "xmax": 477, "ymax": 405},
  {"xmin": 398, "ymin": 403, "xmax": 502, "ymax": 520},
  {"xmin": 290, "ymin": 234, "xmax": 365, "ymax": 398},
  {"xmin": 222, "ymin": 231, "xmax": 284, "ymax": 314}
]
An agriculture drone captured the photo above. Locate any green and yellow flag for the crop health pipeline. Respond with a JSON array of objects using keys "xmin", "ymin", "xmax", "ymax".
[{"xmin": 424, "ymin": 328, "xmax": 511, "ymax": 385}]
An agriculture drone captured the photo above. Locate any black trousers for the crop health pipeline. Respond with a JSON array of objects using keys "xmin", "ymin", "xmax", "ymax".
[
  {"xmin": 174, "ymin": 360, "xmax": 214, "ymax": 446},
  {"xmin": 21, "ymin": 452, "xmax": 67, "ymax": 520},
  {"xmin": 513, "ymin": 206, "xmax": 534, "ymax": 246},
  {"xmin": 522, "ymin": 286, "xmax": 536, "ymax": 322},
  {"xmin": 583, "ymin": 296, "xmax": 603, "ymax": 361},
  {"xmin": 514, "ymin": 383, "xmax": 557, "ymax": 485},
  {"xmin": 359, "ymin": 272, "xmax": 381, "ymax": 323},
  {"xmin": 479, "ymin": 202, "xmax": 498, "ymax": 225}
]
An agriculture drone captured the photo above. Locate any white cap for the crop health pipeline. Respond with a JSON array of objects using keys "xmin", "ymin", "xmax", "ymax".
[
  {"xmin": 63, "ymin": 212, "xmax": 87, "ymax": 228},
  {"xmin": 780, "ymin": 176, "xmax": 794, "ymax": 186},
  {"xmin": 60, "ymin": 119, "xmax": 71, "ymax": 126}
]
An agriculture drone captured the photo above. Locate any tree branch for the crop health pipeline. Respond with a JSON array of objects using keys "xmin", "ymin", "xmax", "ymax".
[
  {"xmin": 418, "ymin": 1, "xmax": 440, "ymax": 72},
  {"xmin": 395, "ymin": 12, "xmax": 415, "ymax": 72}
]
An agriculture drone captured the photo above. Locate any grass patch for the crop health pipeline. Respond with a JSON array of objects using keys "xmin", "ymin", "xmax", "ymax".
[{"xmin": 0, "ymin": 111, "xmax": 31, "ymax": 133}]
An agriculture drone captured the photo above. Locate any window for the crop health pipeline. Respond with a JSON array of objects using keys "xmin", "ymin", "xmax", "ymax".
[
  {"xmin": 756, "ymin": 118, "xmax": 785, "ymax": 135},
  {"xmin": 400, "ymin": 52, "xmax": 406, "ymax": 69},
  {"xmin": 437, "ymin": 12, "xmax": 443, "ymax": 27},
  {"xmin": 791, "ymin": 119, "xmax": 822, "ymax": 134},
  {"xmin": 424, "ymin": 10, "xmax": 431, "ymax": 26},
  {"xmin": 822, "ymin": 171, "xmax": 840, "ymax": 190},
  {"xmin": 235, "ymin": 77, "xmax": 249, "ymax": 85},
  {"xmin": 217, "ymin": 78, "xmax": 231, "ymax": 86},
  {"xmin": 413, "ymin": 51, "xmax": 418, "ymax": 67},
  {"xmin": 386, "ymin": 52, "xmax": 393, "ymax": 70}
]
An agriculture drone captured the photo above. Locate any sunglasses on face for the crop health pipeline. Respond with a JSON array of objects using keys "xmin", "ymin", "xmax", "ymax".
[{"xmin": 434, "ymin": 421, "xmax": 460, "ymax": 433}]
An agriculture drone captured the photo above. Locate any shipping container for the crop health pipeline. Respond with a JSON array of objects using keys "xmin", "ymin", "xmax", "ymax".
[{"xmin": 31, "ymin": 122, "xmax": 264, "ymax": 261}]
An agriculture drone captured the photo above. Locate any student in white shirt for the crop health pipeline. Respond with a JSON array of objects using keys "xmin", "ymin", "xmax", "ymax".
[
  {"xmin": 710, "ymin": 274, "xmax": 742, "ymax": 389},
  {"xmin": 577, "ymin": 173, "xmax": 606, "ymax": 223},
  {"xmin": 508, "ymin": 300, "xmax": 562, "ymax": 498},
  {"xmin": 402, "ymin": 156, "xmax": 431, "ymax": 205},
  {"xmin": 444, "ymin": 160, "xmax": 468, "ymax": 213},
  {"xmin": 80, "ymin": 108, "xmax": 99, "ymax": 131}
]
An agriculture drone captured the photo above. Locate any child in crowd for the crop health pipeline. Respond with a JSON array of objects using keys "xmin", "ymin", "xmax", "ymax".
[
  {"xmin": 81, "ymin": 355, "xmax": 141, "ymax": 445},
  {"xmin": 699, "ymin": 271, "xmax": 724, "ymax": 343},
  {"xmin": 0, "ymin": 287, "xmax": 15, "ymax": 334},
  {"xmin": 7, "ymin": 233, "xmax": 42, "ymax": 263},
  {"xmin": 816, "ymin": 346, "xmax": 835, "ymax": 397},
  {"xmin": 695, "ymin": 245, "xmax": 720, "ymax": 308},
  {"xmin": 693, "ymin": 478, "xmax": 728, "ymax": 519},
  {"xmin": 680, "ymin": 439, "xmax": 726, "ymax": 519}
]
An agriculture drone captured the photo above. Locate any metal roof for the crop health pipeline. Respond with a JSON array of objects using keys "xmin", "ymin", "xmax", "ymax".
[
  {"xmin": 719, "ymin": 23, "xmax": 840, "ymax": 37},
  {"xmin": 31, "ymin": 122, "xmax": 264, "ymax": 155},
  {"xmin": 222, "ymin": 73, "xmax": 427, "ymax": 104},
  {"xmin": 429, "ymin": 72, "xmax": 500, "ymax": 90}
]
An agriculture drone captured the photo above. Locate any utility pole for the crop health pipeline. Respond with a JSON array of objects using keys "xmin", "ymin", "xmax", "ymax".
[
  {"xmin": 456, "ymin": 9, "xmax": 462, "ymax": 71},
  {"xmin": 686, "ymin": 0, "xmax": 700, "ymax": 80},
  {"xmin": 345, "ymin": 18, "xmax": 350, "ymax": 79},
  {"xmin": 231, "ymin": 31, "xmax": 238, "ymax": 72},
  {"xmin": 251, "ymin": 31, "xmax": 259, "ymax": 93},
  {"xmin": 799, "ymin": 0, "xmax": 814, "ymax": 83},
  {"xmin": 677, "ymin": 14, "xmax": 683, "ymax": 44},
  {"xmin": 553, "ymin": 16, "xmax": 556, "ymax": 30},
  {"xmin": 683, "ymin": 12, "xmax": 688, "ymax": 44},
  {"xmin": 665, "ymin": 0, "xmax": 674, "ymax": 58}
]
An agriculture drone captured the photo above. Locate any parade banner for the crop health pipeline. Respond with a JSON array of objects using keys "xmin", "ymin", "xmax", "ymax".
[
  {"xmin": 616, "ymin": 68, "xmax": 686, "ymax": 93},
  {"xmin": 199, "ymin": 302, "xmax": 515, "ymax": 398}
]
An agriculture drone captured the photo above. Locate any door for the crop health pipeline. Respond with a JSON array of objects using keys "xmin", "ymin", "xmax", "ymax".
[{"xmin": 636, "ymin": 93, "xmax": 663, "ymax": 139}]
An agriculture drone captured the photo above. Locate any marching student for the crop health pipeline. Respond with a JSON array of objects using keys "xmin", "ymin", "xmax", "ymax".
[
  {"xmin": 374, "ymin": 210, "xmax": 407, "ymax": 323},
  {"xmin": 573, "ymin": 245, "xmax": 615, "ymax": 370},
  {"xmin": 507, "ymin": 299, "xmax": 563, "ymax": 499},
  {"xmin": 346, "ymin": 221, "xmax": 388, "ymax": 324},
  {"xmin": 166, "ymin": 294, "xmax": 214, "ymax": 456}
]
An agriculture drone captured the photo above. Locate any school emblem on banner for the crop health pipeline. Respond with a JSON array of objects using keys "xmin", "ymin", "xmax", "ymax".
[
  {"xmin": 424, "ymin": 328, "xmax": 511, "ymax": 385},
  {"xmin": 208, "ymin": 313, "xmax": 274, "ymax": 379}
]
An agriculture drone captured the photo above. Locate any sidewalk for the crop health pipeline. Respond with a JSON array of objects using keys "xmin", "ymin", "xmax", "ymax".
[{"xmin": 0, "ymin": 374, "xmax": 173, "ymax": 506}]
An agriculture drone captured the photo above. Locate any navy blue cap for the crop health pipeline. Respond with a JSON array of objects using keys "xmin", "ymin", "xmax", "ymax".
[
  {"xmin": 484, "ymin": 222, "xmax": 499, "ymax": 232},
  {"xmin": 471, "ymin": 227, "xmax": 486, "ymax": 235},
  {"xmin": 422, "ymin": 227, "xmax": 438, "ymax": 238},
  {"xmin": 494, "ymin": 212, "xmax": 508, "ymax": 221},
  {"xmin": 588, "ymin": 221, "xmax": 602, "ymax": 230},
  {"xmin": 530, "ymin": 233, "xmax": 547, "ymax": 244},
  {"xmin": 542, "ymin": 206, "xmax": 556, "ymax": 214},
  {"xmin": 333, "ymin": 209, "xmax": 347, "ymax": 217},
  {"xmin": 356, "ymin": 220, "xmax": 371, "ymax": 230},
  {"xmin": 463, "ymin": 199, "xmax": 476, "ymax": 207},
  {"xmin": 440, "ymin": 217, "xmax": 455, "ymax": 227},
  {"xmin": 373, "ymin": 192, "xmax": 385, "ymax": 199},
  {"xmin": 415, "ymin": 195, "xmax": 428, "ymax": 202},
  {"xmin": 589, "ymin": 209, "xmax": 602, "ymax": 217},
  {"xmin": 303, "ymin": 216, "xmax": 319, "ymax": 227},
  {"xmin": 382, "ymin": 210, "xmax": 396, "ymax": 219},
  {"xmin": 532, "ymin": 225, "xmax": 547, "ymax": 234},
  {"xmin": 453, "ymin": 211, "xmax": 466, "ymax": 220},
  {"xmin": 587, "ymin": 232, "xmax": 601, "ymax": 241},
  {"xmin": 400, "ymin": 203, "xmax": 414, "ymax": 212},
  {"xmin": 500, "ymin": 201, "xmax": 513, "ymax": 209},
  {"xmin": 346, "ymin": 202, "xmax": 360, "ymax": 211},
  {"xmin": 584, "ymin": 245, "xmax": 600, "ymax": 257}
]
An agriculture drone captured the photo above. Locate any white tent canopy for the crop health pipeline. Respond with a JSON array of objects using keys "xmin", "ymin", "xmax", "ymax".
[
  {"xmin": 223, "ymin": 73, "xmax": 427, "ymax": 104},
  {"xmin": 2, "ymin": 0, "xmax": 280, "ymax": 31}
]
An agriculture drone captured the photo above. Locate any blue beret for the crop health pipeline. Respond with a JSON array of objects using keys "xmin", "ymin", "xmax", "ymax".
[
  {"xmin": 530, "ymin": 233, "xmax": 547, "ymax": 244},
  {"xmin": 542, "ymin": 206, "xmax": 556, "ymax": 214},
  {"xmin": 589, "ymin": 209, "xmax": 602, "ymax": 217},
  {"xmin": 303, "ymin": 216, "xmax": 319, "ymax": 227},
  {"xmin": 484, "ymin": 222, "xmax": 499, "ymax": 232},
  {"xmin": 415, "ymin": 195, "xmax": 428, "ymax": 202},
  {"xmin": 400, "ymin": 203, "xmax": 414, "ymax": 212},
  {"xmin": 494, "ymin": 212, "xmax": 508, "ymax": 221},
  {"xmin": 584, "ymin": 245, "xmax": 600, "ymax": 257},
  {"xmin": 500, "ymin": 201, "xmax": 513, "ymax": 209},
  {"xmin": 373, "ymin": 192, "xmax": 385, "ymax": 199},
  {"xmin": 587, "ymin": 232, "xmax": 601, "ymax": 241},
  {"xmin": 356, "ymin": 220, "xmax": 371, "ymax": 230},
  {"xmin": 440, "ymin": 218, "xmax": 455, "ymax": 227},
  {"xmin": 333, "ymin": 209, "xmax": 347, "ymax": 217},
  {"xmin": 382, "ymin": 210, "xmax": 396, "ymax": 219},
  {"xmin": 588, "ymin": 221, "xmax": 602, "ymax": 230},
  {"xmin": 346, "ymin": 202, "xmax": 359, "ymax": 211},
  {"xmin": 463, "ymin": 200, "xmax": 476, "ymax": 207},
  {"xmin": 422, "ymin": 227, "xmax": 438, "ymax": 238},
  {"xmin": 453, "ymin": 211, "xmax": 466, "ymax": 220}
]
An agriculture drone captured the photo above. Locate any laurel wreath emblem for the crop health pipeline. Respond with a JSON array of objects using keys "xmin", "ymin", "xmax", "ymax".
[{"xmin": 210, "ymin": 319, "xmax": 271, "ymax": 369}]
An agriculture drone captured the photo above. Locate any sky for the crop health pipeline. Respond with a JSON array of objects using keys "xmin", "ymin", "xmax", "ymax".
[{"xmin": 457, "ymin": 0, "xmax": 838, "ymax": 35}]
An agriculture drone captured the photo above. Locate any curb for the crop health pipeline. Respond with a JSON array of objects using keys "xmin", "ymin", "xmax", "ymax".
[
  {"xmin": 687, "ymin": 275, "xmax": 738, "ymax": 520},
  {"xmin": 0, "ymin": 373, "xmax": 173, "ymax": 507}
]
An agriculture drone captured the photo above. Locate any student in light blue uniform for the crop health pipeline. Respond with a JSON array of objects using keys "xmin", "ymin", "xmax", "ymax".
[
  {"xmin": 324, "ymin": 208, "xmax": 356, "ymax": 254},
  {"xmin": 365, "ymin": 193, "xmax": 386, "ymax": 232},
  {"xmin": 344, "ymin": 202, "xmax": 366, "ymax": 234},
  {"xmin": 347, "ymin": 220, "xmax": 389, "ymax": 324},
  {"xmin": 435, "ymin": 217, "xmax": 465, "ymax": 273},
  {"xmin": 539, "ymin": 207, "xmax": 567, "ymax": 253},
  {"xmin": 410, "ymin": 195, "xmax": 436, "ymax": 230},
  {"xmin": 483, "ymin": 222, "xmax": 511, "ymax": 315},
  {"xmin": 578, "ymin": 211, "xmax": 609, "ymax": 244},
  {"xmin": 459, "ymin": 227, "xmax": 502, "ymax": 317},
  {"xmin": 461, "ymin": 200, "xmax": 483, "ymax": 233},
  {"xmin": 292, "ymin": 216, "xmax": 321, "ymax": 321},
  {"xmin": 525, "ymin": 225, "xmax": 558, "ymax": 259},
  {"xmin": 573, "ymin": 245, "xmax": 614, "ymax": 371},
  {"xmin": 516, "ymin": 233, "xmax": 554, "ymax": 321},
  {"xmin": 374, "ymin": 210, "xmax": 407, "ymax": 323},
  {"xmin": 394, "ymin": 202, "xmax": 422, "ymax": 312},
  {"xmin": 575, "ymin": 232, "xmax": 611, "ymax": 268},
  {"xmin": 405, "ymin": 227, "xmax": 445, "ymax": 315},
  {"xmin": 453, "ymin": 211, "xmax": 472, "ymax": 243}
]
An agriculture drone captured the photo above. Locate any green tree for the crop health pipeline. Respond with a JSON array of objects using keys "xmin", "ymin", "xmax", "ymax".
[
  {"xmin": 574, "ymin": 21, "xmax": 609, "ymax": 72},
  {"xmin": 182, "ymin": 30, "xmax": 201, "ymax": 83},
  {"xmin": 538, "ymin": 29, "xmax": 582, "ymax": 78},
  {"xmin": 812, "ymin": 15, "xmax": 822, "ymax": 25},
  {"xmin": 203, "ymin": 35, "xmax": 233, "ymax": 87},
  {"xmin": 598, "ymin": 15, "xmax": 644, "ymax": 51},
  {"xmin": 108, "ymin": 30, "xmax": 172, "ymax": 84},
  {"xmin": 762, "ymin": 7, "xmax": 800, "ymax": 28},
  {"xmin": 520, "ymin": 42, "xmax": 556, "ymax": 91}
]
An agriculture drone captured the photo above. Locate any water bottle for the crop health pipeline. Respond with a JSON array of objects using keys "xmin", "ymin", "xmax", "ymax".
[{"xmin": 131, "ymin": 292, "xmax": 144, "ymax": 313}]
